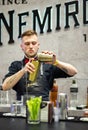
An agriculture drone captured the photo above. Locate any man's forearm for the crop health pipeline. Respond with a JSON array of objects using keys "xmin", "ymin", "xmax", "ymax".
[
  {"xmin": 2, "ymin": 68, "xmax": 26, "ymax": 91},
  {"xmin": 54, "ymin": 60, "xmax": 77, "ymax": 76}
]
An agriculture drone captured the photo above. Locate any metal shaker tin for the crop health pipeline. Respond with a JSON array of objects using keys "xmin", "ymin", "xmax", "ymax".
[
  {"xmin": 37, "ymin": 53, "xmax": 54, "ymax": 62},
  {"xmin": 29, "ymin": 60, "xmax": 40, "ymax": 82},
  {"xmin": 58, "ymin": 93, "xmax": 67, "ymax": 119}
]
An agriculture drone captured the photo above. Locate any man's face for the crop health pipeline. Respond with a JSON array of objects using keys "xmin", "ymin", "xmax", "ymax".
[{"xmin": 21, "ymin": 34, "xmax": 40, "ymax": 58}]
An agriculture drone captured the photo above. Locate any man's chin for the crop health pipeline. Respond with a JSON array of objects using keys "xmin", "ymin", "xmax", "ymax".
[{"xmin": 27, "ymin": 54, "xmax": 37, "ymax": 58}]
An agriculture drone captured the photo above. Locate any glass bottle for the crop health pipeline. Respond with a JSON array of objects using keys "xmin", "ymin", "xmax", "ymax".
[
  {"xmin": 49, "ymin": 80, "xmax": 58, "ymax": 107},
  {"xmin": 70, "ymin": 79, "xmax": 78, "ymax": 108},
  {"xmin": 86, "ymin": 86, "xmax": 88, "ymax": 108}
]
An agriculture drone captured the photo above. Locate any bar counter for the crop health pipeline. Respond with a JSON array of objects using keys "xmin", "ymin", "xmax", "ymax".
[{"xmin": 0, "ymin": 116, "xmax": 88, "ymax": 130}]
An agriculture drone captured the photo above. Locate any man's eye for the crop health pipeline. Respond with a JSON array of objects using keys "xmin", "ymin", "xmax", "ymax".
[
  {"xmin": 25, "ymin": 42, "xmax": 30, "ymax": 45},
  {"xmin": 32, "ymin": 42, "xmax": 37, "ymax": 45},
  {"xmin": 24, "ymin": 42, "xmax": 37, "ymax": 46}
]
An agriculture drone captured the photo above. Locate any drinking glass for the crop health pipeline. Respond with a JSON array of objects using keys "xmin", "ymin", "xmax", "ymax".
[{"xmin": 26, "ymin": 96, "xmax": 42, "ymax": 124}]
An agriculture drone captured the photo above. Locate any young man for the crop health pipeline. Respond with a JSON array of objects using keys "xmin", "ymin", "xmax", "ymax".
[{"xmin": 2, "ymin": 30, "xmax": 77, "ymax": 101}]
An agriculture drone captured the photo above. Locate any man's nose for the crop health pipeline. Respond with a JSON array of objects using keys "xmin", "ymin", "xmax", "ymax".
[{"xmin": 29, "ymin": 43, "xmax": 33, "ymax": 47}]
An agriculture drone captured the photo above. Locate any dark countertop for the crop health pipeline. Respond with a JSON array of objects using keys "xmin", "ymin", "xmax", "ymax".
[{"xmin": 0, "ymin": 116, "xmax": 88, "ymax": 130}]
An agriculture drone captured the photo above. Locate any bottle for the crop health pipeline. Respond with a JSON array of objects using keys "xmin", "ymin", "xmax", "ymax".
[
  {"xmin": 0, "ymin": 85, "xmax": 2, "ymax": 104},
  {"xmin": 49, "ymin": 80, "xmax": 58, "ymax": 107},
  {"xmin": 86, "ymin": 86, "xmax": 88, "ymax": 108},
  {"xmin": 70, "ymin": 79, "xmax": 78, "ymax": 108}
]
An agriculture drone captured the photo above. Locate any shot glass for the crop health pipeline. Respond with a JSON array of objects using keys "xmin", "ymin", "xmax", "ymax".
[{"xmin": 26, "ymin": 96, "xmax": 42, "ymax": 124}]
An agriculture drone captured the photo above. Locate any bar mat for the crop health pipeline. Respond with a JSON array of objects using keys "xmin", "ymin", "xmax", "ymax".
[
  {"xmin": 0, "ymin": 112, "xmax": 26, "ymax": 118},
  {"xmin": 60, "ymin": 117, "xmax": 88, "ymax": 123}
]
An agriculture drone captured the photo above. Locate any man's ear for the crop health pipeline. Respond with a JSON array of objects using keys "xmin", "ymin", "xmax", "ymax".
[
  {"xmin": 38, "ymin": 42, "xmax": 40, "ymax": 49},
  {"xmin": 20, "ymin": 43, "xmax": 24, "ymax": 50}
]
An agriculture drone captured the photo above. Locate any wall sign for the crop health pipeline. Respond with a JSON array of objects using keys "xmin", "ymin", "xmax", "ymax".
[{"xmin": 0, "ymin": 0, "xmax": 88, "ymax": 46}]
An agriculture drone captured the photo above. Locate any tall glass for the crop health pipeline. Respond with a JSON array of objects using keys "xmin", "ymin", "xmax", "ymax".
[{"xmin": 26, "ymin": 96, "xmax": 42, "ymax": 124}]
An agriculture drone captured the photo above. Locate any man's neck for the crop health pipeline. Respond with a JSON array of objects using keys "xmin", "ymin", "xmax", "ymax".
[{"xmin": 24, "ymin": 54, "xmax": 38, "ymax": 59}]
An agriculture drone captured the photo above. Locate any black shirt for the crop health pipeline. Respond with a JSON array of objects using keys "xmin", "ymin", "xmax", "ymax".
[{"xmin": 3, "ymin": 58, "xmax": 71, "ymax": 101}]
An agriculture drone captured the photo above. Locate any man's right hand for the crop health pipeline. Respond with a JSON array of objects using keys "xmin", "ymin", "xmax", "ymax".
[{"xmin": 23, "ymin": 59, "xmax": 36, "ymax": 73}]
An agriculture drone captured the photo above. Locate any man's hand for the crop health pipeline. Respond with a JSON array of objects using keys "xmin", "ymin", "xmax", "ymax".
[{"xmin": 24, "ymin": 59, "xmax": 36, "ymax": 73}]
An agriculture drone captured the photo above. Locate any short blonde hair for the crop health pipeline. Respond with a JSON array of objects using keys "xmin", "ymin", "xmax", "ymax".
[{"xmin": 21, "ymin": 30, "xmax": 37, "ymax": 38}]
